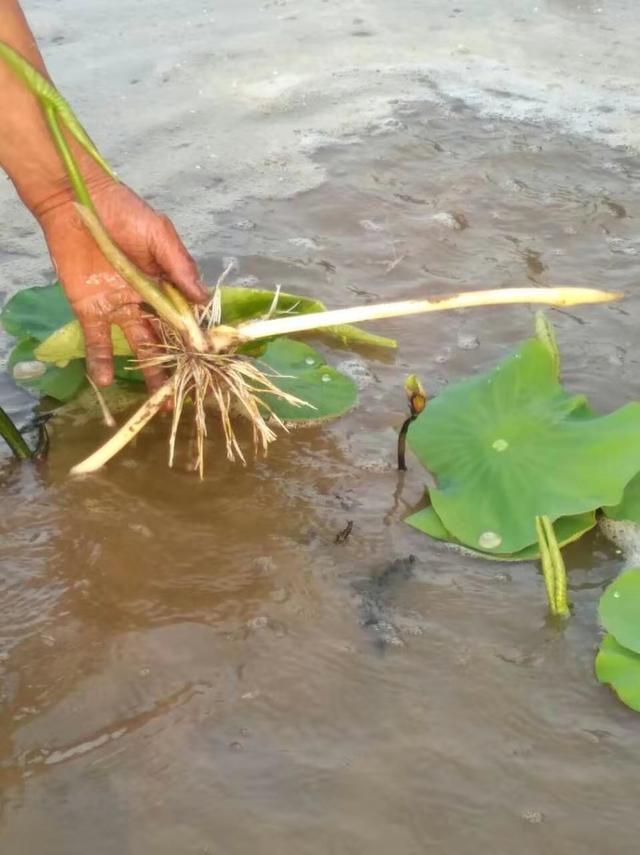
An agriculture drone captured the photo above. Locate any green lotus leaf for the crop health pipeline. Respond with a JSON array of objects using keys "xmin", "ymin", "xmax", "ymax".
[
  {"xmin": 255, "ymin": 338, "xmax": 357, "ymax": 422},
  {"xmin": 407, "ymin": 337, "xmax": 640, "ymax": 554},
  {"xmin": 595, "ymin": 634, "xmax": 640, "ymax": 712},
  {"xmin": 8, "ymin": 337, "xmax": 87, "ymax": 402},
  {"xmin": 406, "ymin": 504, "xmax": 596, "ymax": 561},
  {"xmin": 598, "ymin": 568, "xmax": 640, "ymax": 654},
  {"xmin": 1, "ymin": 283, "xmax": 73, "ymax": 340},
  {"xmin": 603, "ymin": 472, "xmax": 640, "ymax": 524},
  {"xmin": 10, "ymin": 331, "xmax": 354, "ymax": 418}
]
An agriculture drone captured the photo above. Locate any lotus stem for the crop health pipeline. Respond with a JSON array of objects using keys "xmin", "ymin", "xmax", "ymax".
[
  {"xmin": 546, "ymin": 517, "xmax": 570, "ymax": 617},
  {"xmin": 230, "ymin": 287, "xmax": 621, "ymax": 345},
  {"xmin": 535, "ymin": 311, "xmax": 560, "ymax": 377},
  {"xmin": 535, "ymin": 515, "xmax": 570, "ymax": 618},
  {"xmin": 397, "ymin": 374, "xmax": 427, "ymax": 470},
  {"xmin": 536, "ymin": 516, "xmax": 557, "ymax": 613},
  {"xmin": 0, "ymin": 406, "xmax": 33, "ymax": 460},
  {"xmin": 1, "ymin": 44, "xmax": 209, "ymax": 349},
  {"xmin": 33, "ymin": 417, "xmax": 50, "ymax": 461},
  {"xmin": 70, "ymin": 377, "xmax": 175, "ymax": 475},
  {"xmin": 75, "ymin": 205, "xmax": 207, "ymax": 351},
  {"xmin": 162, "ymin": 281, "xmax": 192, "ymax": 316},
  {"xmin": 161, "ymin": 282, "xmax": 210, "ymax": 351},
  {"xmin": 0, "ymin": 41, "xmax": 115, "ymax": 179},
  {"xmin": 44, "ymin": 105, "xmax": 95, "ymax": 213},
  {"xmin": 397, "ymin": 417, "xmax": 412, "ymax": 471}
]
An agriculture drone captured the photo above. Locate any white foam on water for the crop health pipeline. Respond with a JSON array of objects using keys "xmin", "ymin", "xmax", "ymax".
[
  {"xmin": 2, "ymin": 0, "xmax": 637, "ymax": 279},
  {"xmin": 599, "ymin": 517, "xmax": 640, "ymax": 569}
]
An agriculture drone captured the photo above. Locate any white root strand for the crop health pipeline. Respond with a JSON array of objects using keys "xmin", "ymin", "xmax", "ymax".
[
  {"xmin": 70, "ymin": 377, "xmax": 175, "ymax": 475},
  {"xmin": 86, "ymin": 374, "xmax": 117, "ymax": 428},
  {"xmin": 234, "ymin": 286, "xmax": 620, "ymax": 343}
]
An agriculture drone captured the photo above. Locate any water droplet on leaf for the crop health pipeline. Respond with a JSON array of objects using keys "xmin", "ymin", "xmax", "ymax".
[
  {"xmin": 305, "ymin": 356, "xmax": 315, "ymax": 365},
  {"xmin": 322, "ymin": 374, "xmax": 331, "ymax": 383},
  {"xmin": 13, "ymin": 360, "xmax": 47, "ymax": 380},
  {"xmin": 492, "ymin": 438, "xmax": 509, "ymax": 452},
  {"xmin": 478, "ymin": 531, "xmax": 502, "ymax": 549}
]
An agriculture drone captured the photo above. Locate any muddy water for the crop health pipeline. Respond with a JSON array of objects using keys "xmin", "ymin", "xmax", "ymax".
[{"xmin": 3, "ymin": 2, "xmax": 640, "ymax": 854}]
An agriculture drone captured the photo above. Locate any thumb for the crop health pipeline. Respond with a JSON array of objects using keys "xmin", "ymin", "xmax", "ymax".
[{"xmin": 150, "ymin": 215, "xmax": 208, "ymax": 304}]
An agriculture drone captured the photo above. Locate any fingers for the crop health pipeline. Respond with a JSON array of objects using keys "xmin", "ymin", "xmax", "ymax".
[
  {"xmin": 74, "ymin": 285, "xmax": 143, "ymax": 389},
  {"xmin": 80, "ymin": 317, "xmax": 114, "ymax": 387},
  {"xmin": 79, "ymin": 300, "xmax": 167, "ymax": 394},
  {"xmin": 151, "ymin": 215, "xmax": 208, "ymax": 304},
  {"xmin": 115, "ymin": 309, "xmax": 168, "ymax": 394}
]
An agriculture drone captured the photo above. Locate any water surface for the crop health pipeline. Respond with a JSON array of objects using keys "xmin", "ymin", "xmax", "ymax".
[{"xmin": 2, "ymin": 1, "xmax": 640, "ymax": 852}]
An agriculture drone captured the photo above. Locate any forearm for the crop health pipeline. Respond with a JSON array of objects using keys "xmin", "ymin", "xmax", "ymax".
[{"xmin": 0, "ymin": 0, "xmax": 104, "ymax": 217}]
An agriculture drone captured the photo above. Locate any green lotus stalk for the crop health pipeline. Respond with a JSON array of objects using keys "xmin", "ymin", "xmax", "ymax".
[
  {"xmin": 162, "ymin": 281, "xmax": 194, "ymax": 317},
  {"xmin": 536, "ymin": 515, "xmax": 570, "ymax": 618},
  {"xmin": 0, "ymin": 405, "xmax": 33, "ymax": 460},
  {"xmin": 43, "ymin": 105, "xmax": 95, "ymax": 212},
  {"xmin": 535, "ymin": 311, "xmax": 560, "ymax": 378},
  {"xmin": 75, "ymin": 205, "xmax": 208, "ymax": 351},
  {"xmin": 0, "ymin": 43, "xmax": 202, "ymax": 346},
  {"xmin": 536, "ymin": 516, "xmax": 558, "ymax": 612},
  {"xmin": 547, "ymin": 517, "xmax": 570, "ymax": 616},
  {"xmin": 0, "ymin": 40, "xmax": 115, "ymax": 179}
]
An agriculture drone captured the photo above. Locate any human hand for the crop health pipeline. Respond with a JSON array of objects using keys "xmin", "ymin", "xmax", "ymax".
[{"xmin": 36, "ymin": 180, "xmax": 208, "ymax": 392}]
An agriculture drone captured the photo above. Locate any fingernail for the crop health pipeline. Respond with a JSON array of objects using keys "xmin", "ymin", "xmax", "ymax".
[{"xmin": 91, "ymin": 368, "xmax": 113, "ymax": 387}]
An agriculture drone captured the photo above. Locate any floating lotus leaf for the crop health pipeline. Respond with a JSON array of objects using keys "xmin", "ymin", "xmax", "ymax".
[
  {"xmin": 603, "ymin": 472, "xmax": 640, "ymax": 524},
  {"xmin": 407, "ymin": 337, "xmax": 640, "ymax": 554},
  {"xmin": 598, "ymin": 568, "xmax": 640, "ymax": 654},
  {"xmin": 595, "ymin": 634, "xmax": 640, "ymax": 712},
  {"xmin": 406, "ymin": 504, "xmax": 596, "ymax": 561},
  {"xmin": 256, "ymin": 338, "xmax": 357, "ymax": 422},
  {"xmin": 2, "ymin": 284, "xmax": 367, "ymax": 414},
  {"xmin": 8, "ymin": 337, "xmax": 86, "ymax": 402},
  {"xmin": 1, "ymin": 283, "xmax": 73, "ymax": 340},
  {"xmin": 3, "ymin": 289, "xmax": 356, "ymax": 419},
  {"xmin": 10, "ymin": 334, "xmax": 355, "ymax": 419}
]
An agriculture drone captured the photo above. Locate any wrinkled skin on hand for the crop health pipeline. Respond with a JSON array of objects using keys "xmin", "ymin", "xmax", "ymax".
[{"xmin": 36, "ymin": 180, "xmax": 208, "ymax": 392}]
